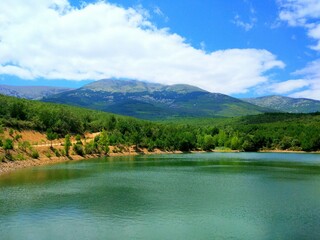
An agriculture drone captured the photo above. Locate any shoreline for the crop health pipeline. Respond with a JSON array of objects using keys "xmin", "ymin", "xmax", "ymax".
[
  {"xmin": 1, "ymin": 148, "xmax": 318, "ymax": 176},
  {"xmin": 0, "ymin": 149, "xmax": 183, "ymax": 176}
]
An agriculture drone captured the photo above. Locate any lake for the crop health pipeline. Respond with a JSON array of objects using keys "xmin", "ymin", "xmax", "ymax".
[{"xmin": 1, "ymin": 152, "xmax": 320, "ymax": 239}]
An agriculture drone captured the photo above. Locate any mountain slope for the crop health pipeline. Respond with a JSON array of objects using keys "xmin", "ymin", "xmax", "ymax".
[
  {"xmin": 243, "ymin": 95, "xmax": 320, "ymax": 113},
  {"xmin": 43, "ymin": 79, "xmax": 269, "ymax": 120},
  {"xmin": 0, "ymin": 85, "xmax": 73, "ymax": 100}
]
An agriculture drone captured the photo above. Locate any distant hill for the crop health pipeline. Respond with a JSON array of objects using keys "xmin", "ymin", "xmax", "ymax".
[
  {"xmin": 43, "ymin": 79, "xmax": 269, "ymax": 120},
  {"xmin": 243, "ymin": 95, "xmax": 320, "ymax": 113},
  {"xmin": 0, "ymin": 85, "xmax": 73, "ymax": 100}
]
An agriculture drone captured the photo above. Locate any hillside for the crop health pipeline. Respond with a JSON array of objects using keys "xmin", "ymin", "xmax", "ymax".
[
  {"xmin": 0, "ymin": 85, "xmax": 73, "ymax": 100},
  {"xmin": 1, "ymin": 94, "xmax": 320, "ymax": 166},
  {"xmin": 243, "ymin": 95, "xmax": 320, "ymax": 113},
  {"xmin": 43, "ymin": 79, "xmax": 269, "ymax": 119}
]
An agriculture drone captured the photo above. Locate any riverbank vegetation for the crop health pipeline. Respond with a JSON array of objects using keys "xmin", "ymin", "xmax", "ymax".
[{"xmin": 0, "ymin": 94, "xmax": 320, "ymax": 162}]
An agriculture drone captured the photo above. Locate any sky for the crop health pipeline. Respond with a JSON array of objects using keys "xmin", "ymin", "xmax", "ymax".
[{"xmin": 0, "ymin": 0, "xmax": 320, "ymax": 99}]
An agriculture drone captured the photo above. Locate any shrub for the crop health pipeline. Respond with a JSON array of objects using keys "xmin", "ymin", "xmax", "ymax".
[
  {"xmin": 16, "ymin": 153, "xmax": 26, "ymax": 161},
  {"xmin": 14, "ymin": 134, "xmax": 22, "ymax": 141},
  {"xmin": 64, "ymin": 134, "xmax": 72, "ymax": 156},
  {"xmin": 75, "ymin": 134, "xmax": 82, "ymax": 145},
  {"xmin": 31, "ymin": 150, "xmax": 39, "ymax": 159},
  {"xmin": 45, "ymin": 152, "xmax": 52, "ymax": 158},
  {"xmin": 53, "ymin": 148, "xmax": 61, "ymax": 157},
  {"xmin": 9, "ymin": 128, "xmax": 14, "ymax": 137},
  {"xmin": 59, "ymin": 149, "xmax": 66, "ymax": 157},
  {"xmin": 3, "ymin": 139, "xmax": 14, "ymax": 151},
  {"xmin": 73, "ymin": 144, "xmax": 85, "ymax": 156},
  {"xmin": 85, "ymin": 140, "xmax": 98, "ymax": 154},
  {"xmin": 18, "ymin": 141, "xmax": 31, "ymax": 152},
  {"xmin": 5, "ymin": 152, "xmax": 14, "ymax": 161}
]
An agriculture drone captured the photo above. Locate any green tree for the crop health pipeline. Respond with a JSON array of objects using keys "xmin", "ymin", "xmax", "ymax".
[
  {"xmin": 3, "ymin": 139, "xmax": 14, "ymax": 151},
  {"xmin": 242, "ymin": 137, "xmax": 256, "ymax": 152},
  {"xmin": 75, "ymin": 134, "xmax": 82, "ymax": 145},
  {"xmin": 64, "ymin": 134, "xmax": 72, "ymax": 156},
  {"xmin": 73, "ymin": 143, "xmax": 85, "ymax": 156},
  {"xmin": 98, "ymin": 130, "xmax": 110, "ymax": 154},
  {"xmin": 131, "ymin": 131, "xmax": 142, "ymax": 151},
  {"xmin": 202, "ymin": 135, "xmax": 215, "ymax": 151},
  {"xmin": 85, "ymin": 140, "xmax": 98, "ymax": 154},
  {"xmin": 230, "ymin": 136, "xmax": 241, "ymax": 150},
  {"xmin": 279, "ymin": 136, "xmax": 292, "ymax": 150},
  {"xmin": 46, "ymin": 129, "xmax": 58, "ymax": 148},
  {"xmin": 9, "ymin": 128, "xmax": 14, "ymax": 137},
  {"xmin": 178, "ymin": 132, "xmax": 196, "ymax": 151}
]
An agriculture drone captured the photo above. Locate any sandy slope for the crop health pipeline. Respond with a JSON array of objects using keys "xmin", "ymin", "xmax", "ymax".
[{"xmin": 0, "ymin": 130, "xmax": 182, "ymax": 175}]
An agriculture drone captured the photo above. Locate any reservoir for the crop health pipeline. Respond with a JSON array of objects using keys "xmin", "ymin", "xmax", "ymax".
[{"xmin": 1, "ymin": 152, "xmax": 320, "ymax": 239}]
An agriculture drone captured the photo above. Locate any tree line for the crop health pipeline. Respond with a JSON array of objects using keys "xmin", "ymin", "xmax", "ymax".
[{"xmin": 0, "ymin": 94, "xmax": 320, "ymax": 158}]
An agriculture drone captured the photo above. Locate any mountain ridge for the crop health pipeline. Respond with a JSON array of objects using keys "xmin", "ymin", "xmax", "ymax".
[
  {"xmin": 2, "ymin": 80, "xmax": 319, "ymax": 118},
  {"xmin": 43, "ymin": 78, "xmax": 270, "ymax": 119},
  {"xmin": 243, "ymin": 95, "xmax": 320, "ymax": 113},
  {"xmin": 0, "ymin": 85, "xmax": 73, "ymax": 100}
]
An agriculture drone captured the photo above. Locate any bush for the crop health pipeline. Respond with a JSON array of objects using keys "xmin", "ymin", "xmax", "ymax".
[
  {"xmin": 53, "ymin": 148, "xmax": 61, "ymax": 157},
  {"xmin": 16, "ymin": 153, "xmax": 26, "ymax": 161},
  {"xmin": 14, "ymin": 134, "xmax": 22, "ymax": 141},
  {"xmin": 5, "ymin": 152, "xmax": 14, "ymax": 161},
  {"xmin": 3, "ymin": 139, "xmax": 14, "ymax": 150},
  {"xmin": 64, "ymin": 134, "xmax": 72, "ymax": 156},
  {"xmin": 9, "ymin": 128, "xmax": 14, "ymax": 137},
  {"xmin": 59, "ymin": 149, "xmax": 66, "ymax": 157},
  {"xmin": 45, "ymin": 152, "xmax": 52, "ymax": 158},
  {"xmin": 85, "ymin": 140, "xmax": 98, "ymax": 154},
  {"xmin": 73, "ymin": 144, "xmax": 85, "ymax": 156},
  {"xmin": 75, "ymin": 134, "xmax": 82, "ymax": 145},
  {"xmin": 31, "ymin": 150, "xmax": 39, "ymax": 159},
  {"xmin": 18, "ymin": 141, "xmax": 31, "ymax": 152}
]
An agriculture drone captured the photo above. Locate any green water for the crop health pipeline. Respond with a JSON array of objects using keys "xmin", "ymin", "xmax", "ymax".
[{"xmin": 1, "ymin": 152, "xmax": 320, "ymax": 240}]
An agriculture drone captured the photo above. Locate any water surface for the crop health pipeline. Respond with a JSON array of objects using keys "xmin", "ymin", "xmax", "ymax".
[{"xmin": 1, "ymin": 152, "xmax": 320, "ymax": 239}]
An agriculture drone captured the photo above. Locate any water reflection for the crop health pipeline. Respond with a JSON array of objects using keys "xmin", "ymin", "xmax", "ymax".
[{"xmin": 0, "ymin": 153, "xmax": 320, "ymax": 240}]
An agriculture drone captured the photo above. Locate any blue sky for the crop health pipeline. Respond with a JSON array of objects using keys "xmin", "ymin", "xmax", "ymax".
[{"xmin": 0, "ymin": 0, "xmax": 320, "ymax": 99}]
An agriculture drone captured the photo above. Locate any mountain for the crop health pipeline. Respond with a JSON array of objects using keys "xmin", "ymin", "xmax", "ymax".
[
  {"xmin": 43, "ymin": 79, "xmax": 269, "ymax": 120},
  {"xmin": 0, "ymin": 85, "xmax": 73, "ymax": 100},
  {"xmin": 243, "ymin": 95, "xmax": 320, "ymax": 113}
]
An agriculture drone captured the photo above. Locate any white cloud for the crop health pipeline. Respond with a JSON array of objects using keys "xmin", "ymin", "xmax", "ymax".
[
  {"xmin": 285, "ymin": 59, "xmax": 320, "ymax": 100},
  {"xmin": 279, "ymin": 0, "xmax": 320, "ymax": 50},
  {"xmin": 267, "ymin": 79, "xmax": 309, "ymax": 94},
  {"xmin": 277, "ymin": 0, "xmax": 320, "ymax": 100},
  {"xmin": 0, "ymin": 0, "xmax": 284, "ymax": 94},
  {"xmin": 294, "ymin": 59, "xmax": 320, "ymax": 78},
  {"xmin": 232, "ymin": 15, "xmax": 256, "ymax": 31},
  {"xmin": 289, "ymin": 81, "xmax": 320, "ymax": 100}
]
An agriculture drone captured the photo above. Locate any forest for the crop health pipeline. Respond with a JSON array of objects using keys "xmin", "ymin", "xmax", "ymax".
[{"xmin": 0, "ymin": 94, "xmax": 320, "ymax": 160}]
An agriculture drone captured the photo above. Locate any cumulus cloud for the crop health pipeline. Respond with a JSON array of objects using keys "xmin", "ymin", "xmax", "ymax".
[
  {"xmin": 289, "ymin": 81, "xmax": 320, "ymax": 100},
  {"xmin": 279, "ymin": 0, "xmax": 320, "ymax": 50},
  {"xmin": 277, "ymin": 0, "xmax": 320, "ymax": 99},
  {"xmin": 0, "ymin": 0, "xmax": 284, "ymax": 94},
  {"xmin": 286, "ymin": 60, "xmax": 320, "ymax": 100},
  {"xmin": 267, "ymin": 79, "xmax": 310, "ymax": 94}
]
